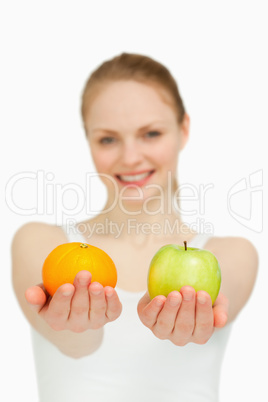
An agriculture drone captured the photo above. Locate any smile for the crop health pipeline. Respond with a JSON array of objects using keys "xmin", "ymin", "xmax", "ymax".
[{"xmin": 116, "ymin": 170, "xmax": 155, "ymax": 185}]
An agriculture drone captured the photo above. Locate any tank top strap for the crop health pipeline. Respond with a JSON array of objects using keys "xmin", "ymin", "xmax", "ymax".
[
  {"xmin": 188, "ymin": 233, "xmax": 212, "ymax": 249},
  {"xmin": 61, "ymin": 224, "xmax": 86, "ymax": 243}
]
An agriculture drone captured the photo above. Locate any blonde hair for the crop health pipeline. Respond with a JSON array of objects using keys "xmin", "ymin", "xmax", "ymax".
[{"xmin": 81, "ymin": 52, "xmax": 186, "ymax": 126}]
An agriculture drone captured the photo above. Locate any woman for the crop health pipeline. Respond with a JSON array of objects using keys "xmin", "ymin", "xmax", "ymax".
[{"xmin": 12, "ymin": 53, "xmax": 258, "ymax": 401}]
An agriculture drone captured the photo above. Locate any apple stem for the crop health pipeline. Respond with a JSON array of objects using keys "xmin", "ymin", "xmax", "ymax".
[{"xmin": 184, "ymin": 241, "xmax": 187, "ymax": 251}]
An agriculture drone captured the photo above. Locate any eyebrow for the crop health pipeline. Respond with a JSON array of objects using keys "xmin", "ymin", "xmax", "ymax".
[{"xmin": 91, "ymin": 121, "xmax": 166, "ymax": 135}]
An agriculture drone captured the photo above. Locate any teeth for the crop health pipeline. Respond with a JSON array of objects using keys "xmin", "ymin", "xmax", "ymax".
[{"xmin": 119, "ymin": 171, "xmax": 152, "ymax": 182}]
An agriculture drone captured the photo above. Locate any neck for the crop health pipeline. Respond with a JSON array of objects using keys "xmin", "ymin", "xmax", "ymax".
[{"xmin": 101, "ymin": 189, "xmax": 187, "ymax": 241}]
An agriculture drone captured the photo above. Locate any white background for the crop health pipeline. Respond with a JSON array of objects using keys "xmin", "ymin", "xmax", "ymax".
[{"xmin": 1, "ymin": 1, "xmax": 267, "ymax": 401}]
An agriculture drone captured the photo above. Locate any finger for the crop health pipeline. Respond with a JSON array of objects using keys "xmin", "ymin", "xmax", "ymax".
[
  {"xmin": 104, "ymin": 287, "xmax": 122, "ymax": 321},
  {"xmin": 192, "ymin": 291, "xmax": 214, "ymax": 343},
  {"xmin": 173, "ymin": 286, "xmax": 196, "ymax": 345},
  {"xmin": 153, "ymin": 291, "xmax": 182, "ymax": 338},
  {"xmin": 25, "ymin": 285, "xmax": 48, "ymax": 313},
  {"xmin": 68, "ymin": 271, "xmax": 92, "ymax": 329},
  {"xmin": 137, "ymin": 293, "xmax": 166, "ymax": 328},
  {"xmin": 88, "ymin": 282, "xmax": 107, "ymax": 328},
  {"xmin": 213, "ymin": 292, "xmax": 229, "ymax": 328},
  {"xmin": 45, "ymin": 283, "xmax": 74, "ymax": 330}
]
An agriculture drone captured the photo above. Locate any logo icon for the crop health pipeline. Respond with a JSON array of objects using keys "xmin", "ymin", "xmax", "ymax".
[{"xmin": 227, "ymin": 169, "xmax": 263, "ymax": 233}]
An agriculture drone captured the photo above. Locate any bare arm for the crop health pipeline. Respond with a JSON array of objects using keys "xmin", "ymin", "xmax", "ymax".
[{"xmin": 12, "ymin": 222, "xmax": 122, "ymax": 358}]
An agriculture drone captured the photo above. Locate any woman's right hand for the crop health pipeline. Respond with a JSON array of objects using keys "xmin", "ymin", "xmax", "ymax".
[{"xmin": 25, "ymin": 270, "xmax": 122, "ymax": 332}]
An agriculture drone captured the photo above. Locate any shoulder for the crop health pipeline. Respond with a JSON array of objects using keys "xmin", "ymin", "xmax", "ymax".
[
  {"xmin": 12, "ymin": 222, "xmax": 70, "ymax": 298},
  {"xmin": 12, "ymin": 221, "xmax": 68, "ymax": 249},
  {"xmin": 206, "ymin": 235, "xmax": 258, "ymax": 268},
  {"xmin": 12, "ymin": 222, "xmax": 68, "ymax": 273},
  {"xmin": 206, "ymin": 236, "xmax": 258, "ymax": 321}
]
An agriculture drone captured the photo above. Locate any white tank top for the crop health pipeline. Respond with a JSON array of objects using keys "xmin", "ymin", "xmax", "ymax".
[{"xmin": 31, "ymin": 228, "xmax": 232, "ymax": 402}]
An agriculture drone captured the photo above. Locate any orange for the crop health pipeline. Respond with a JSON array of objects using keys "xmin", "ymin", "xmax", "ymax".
[{"xmin": 42, "ymin": 242, "xmax": 117, "ymax": 296}]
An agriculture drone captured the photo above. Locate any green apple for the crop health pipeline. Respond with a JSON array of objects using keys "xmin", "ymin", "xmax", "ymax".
[{"xmin": 147, "ymin": 241, "xmax": 221, "ymax": 305}]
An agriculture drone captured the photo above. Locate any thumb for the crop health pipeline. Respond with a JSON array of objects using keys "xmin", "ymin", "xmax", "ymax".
[
  {"xmin": 25, "ymin": 284, "xmax": 48, "ymax": 313},
  {"xmin": 137, "ymin": 291, "xmax": 152, "ymax": 314}
]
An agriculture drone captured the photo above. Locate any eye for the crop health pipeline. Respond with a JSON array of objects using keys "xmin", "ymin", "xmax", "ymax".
[
  {"xmin": 99, "ymin": 136, "xmax": 116, "ymax": 145},
  {"xmin": 145, "ymin": 131, "xmax": 161, "ymax": 138}
]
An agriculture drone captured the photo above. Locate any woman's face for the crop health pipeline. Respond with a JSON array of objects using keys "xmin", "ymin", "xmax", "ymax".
[{"xmin": 84, "ymin": 80, "xmax": 189, "ymax": 207}]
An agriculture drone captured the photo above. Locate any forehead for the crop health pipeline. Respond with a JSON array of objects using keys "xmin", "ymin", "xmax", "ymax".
[{"xmin": 84, "ymin": 80, "xmax": 178, "ymax": 130}]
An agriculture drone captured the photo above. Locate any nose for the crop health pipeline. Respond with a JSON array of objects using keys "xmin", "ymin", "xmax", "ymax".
[{"xmin": 120, "ymin": 139, "xmax": 143, "ymax": 167}]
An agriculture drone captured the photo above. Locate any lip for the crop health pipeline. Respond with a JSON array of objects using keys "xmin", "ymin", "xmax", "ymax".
[{"xmin": 115, "ymin": 170, "xmax": 155, "ymax": 187}]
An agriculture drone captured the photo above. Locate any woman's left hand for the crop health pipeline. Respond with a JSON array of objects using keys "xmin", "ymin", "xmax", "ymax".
[{"xmin": 137, "ymin": 287, "xmax": 229, "ymax": 346}]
